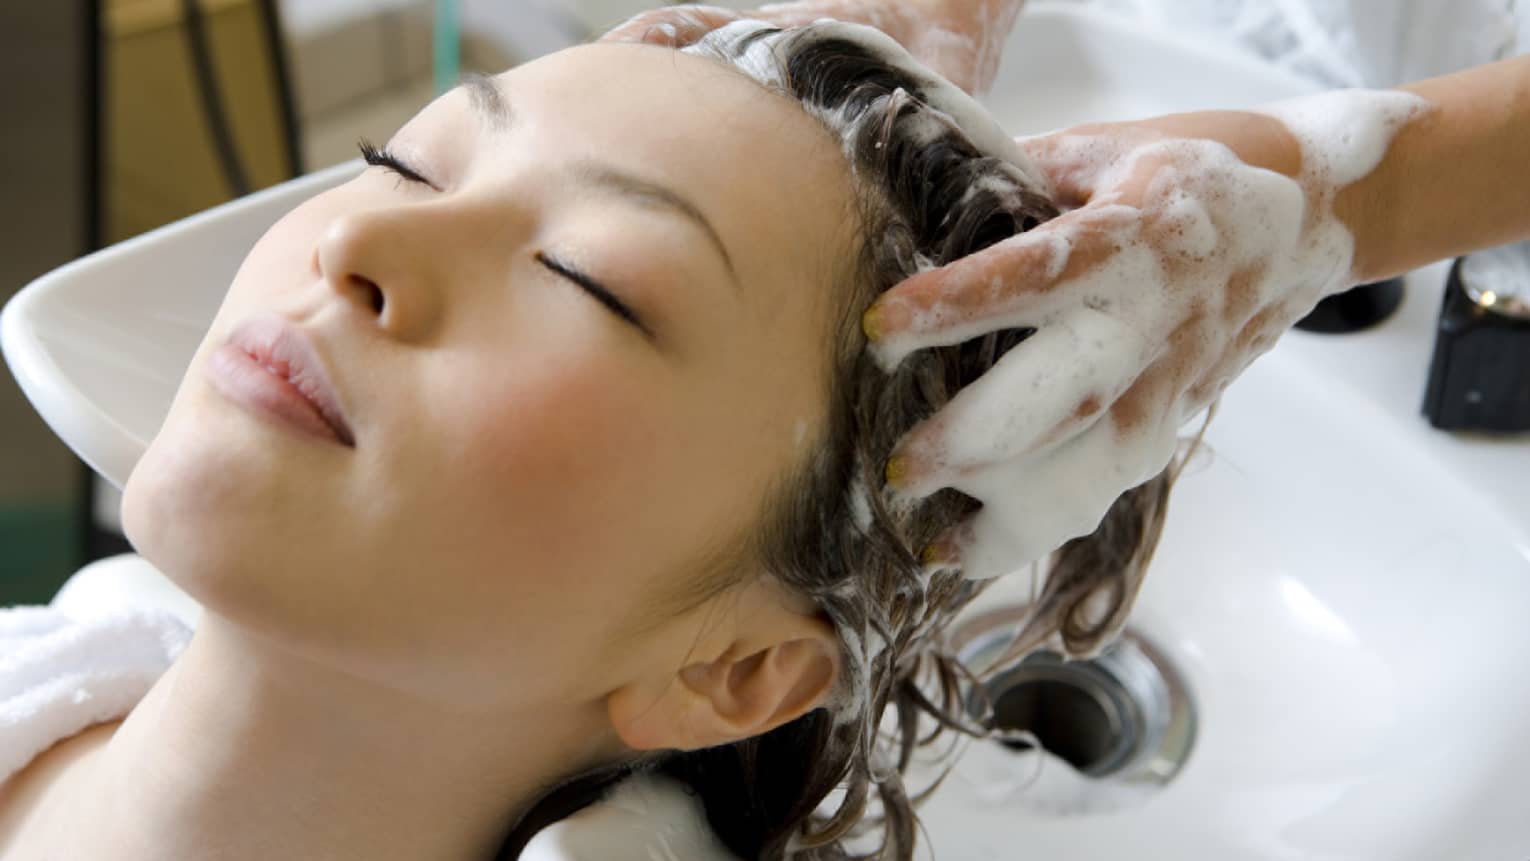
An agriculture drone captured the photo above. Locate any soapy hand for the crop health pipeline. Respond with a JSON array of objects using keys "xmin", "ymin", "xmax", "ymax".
[
  {"xmin": 601, "ymin": 1, "xmax": 1026, "ymax": 95},
  {"xmin": 866, "ymin": 93, "xmax": 1428, "ymax": 579}
]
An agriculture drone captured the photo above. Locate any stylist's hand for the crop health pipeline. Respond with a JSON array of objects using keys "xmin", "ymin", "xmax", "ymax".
[
  {"xmin": 602, "ymin": 1, "xmax": 1026, "ymax": 95},
  {"xmin": 865, "ymin": 98, "xmax": 1426, "ymax": 579}
]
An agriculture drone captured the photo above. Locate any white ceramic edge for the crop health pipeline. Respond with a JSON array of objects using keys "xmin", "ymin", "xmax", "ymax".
[
  {"xmin": 1, "ymin": 160, "xmax": 363, "ymax": 488},
  {"xmin": 1, "ymin": 292, "xmax": 138, "ymax": 487}
]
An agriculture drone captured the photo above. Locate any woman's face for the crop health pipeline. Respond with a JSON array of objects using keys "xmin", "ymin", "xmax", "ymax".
[{"xmin": 122, "ymin": 43, "xmax": 858, "ymax": 711}]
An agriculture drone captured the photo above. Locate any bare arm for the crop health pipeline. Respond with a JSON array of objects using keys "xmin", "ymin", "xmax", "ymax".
[{"xmin": 1338, "ymin": 54, "xmax": 1530, "ymax": 283}]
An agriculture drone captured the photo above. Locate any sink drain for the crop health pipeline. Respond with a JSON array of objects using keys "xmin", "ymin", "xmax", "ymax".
[
  {"xmin": 989, "ymin": 669, "xmax": 1123, "ymax": 771},
  {"xmin": 950, "ymin": 608, "xmax": 1197, "ymax": 805}
]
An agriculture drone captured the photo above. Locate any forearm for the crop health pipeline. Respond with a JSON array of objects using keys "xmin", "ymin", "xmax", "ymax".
[{"xmin": 1337, "ymin": 55, "xmax": 1530, "ymax": 283}]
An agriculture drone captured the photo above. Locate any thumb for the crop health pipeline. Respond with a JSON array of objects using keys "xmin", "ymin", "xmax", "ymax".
[
  {"xmin": 601, "ymin": 6, "xmax": 742, "ymax": 48},
  {"xmin": 1014, "ymin": 126, "xmax": 1134, "ymax": 207}
]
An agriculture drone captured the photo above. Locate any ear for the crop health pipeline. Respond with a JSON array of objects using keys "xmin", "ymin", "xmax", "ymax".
[{"xmin": 606, "ymin": 605, "xmax": 840, "ymax": 752}]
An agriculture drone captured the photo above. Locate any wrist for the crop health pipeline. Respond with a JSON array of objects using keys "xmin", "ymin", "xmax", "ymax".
[
  {"xmin": 1332, "ymin": 145, "xmax": 1398, "ymax": 287},
  {"xmin": 1255, "ymin": 88, "xmax": 1435, "ymax": 289},
  {"xmin": 1327, "ymin": 56, "xmax": 1530, "ymax": 284}
]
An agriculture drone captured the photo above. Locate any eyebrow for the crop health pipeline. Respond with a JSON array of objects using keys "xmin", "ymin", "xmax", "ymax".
[
  {"xmin": 567, "ymin": 161, "xmax": 739, "ymax": 285},
  {"xmin": 462, "ymin": 73, "xmax": 511, "ymax": 129},
  {"xmin": 456, "ymin": 75, "xmax": 738, "ymax": 286}
]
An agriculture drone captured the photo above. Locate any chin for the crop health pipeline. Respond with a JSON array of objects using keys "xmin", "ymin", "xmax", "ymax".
[
  {"xmin": 122, "ymin": 402, "xmax": 307, "ymax": 615},
  {"xmin": 121, "ymin": 396, "xmax": 395, "ymax": 667}
]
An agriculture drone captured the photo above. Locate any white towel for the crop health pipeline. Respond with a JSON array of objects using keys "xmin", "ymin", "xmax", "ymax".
[
  {"xmin": 1, "ymin": 554, "xmax": 194, "ymax": 785},
  {"xmin": 0, "ymin": 602, "xmax": 190, "ymax": 786}
]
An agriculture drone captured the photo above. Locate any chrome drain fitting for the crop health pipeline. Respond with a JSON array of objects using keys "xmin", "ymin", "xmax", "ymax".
[{"xmin": 949, "ymin": 608, "xmax": 1197, "ymax": 809}]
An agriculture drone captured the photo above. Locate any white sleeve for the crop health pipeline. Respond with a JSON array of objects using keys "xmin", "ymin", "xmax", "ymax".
[
  {"xmin": 0, "ymin": 601, "xmax": 190, "ymax": 785},
  {"xmin": 1072, "ymin": 0, "xmax": 1523, "ymax": 87}
]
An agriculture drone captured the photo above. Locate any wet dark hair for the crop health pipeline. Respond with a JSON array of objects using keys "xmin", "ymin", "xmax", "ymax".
[{"xmin": 500, "ymin": 23, "xmax": 1182, "ymax": 860}]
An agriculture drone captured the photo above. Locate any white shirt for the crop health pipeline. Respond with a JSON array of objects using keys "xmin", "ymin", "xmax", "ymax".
[{"xmin": 1069, "ymin": 0, "xmax": 1527, "ymax": 87}]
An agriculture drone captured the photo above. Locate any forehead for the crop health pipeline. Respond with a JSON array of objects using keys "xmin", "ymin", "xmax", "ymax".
[
  {"xmin": 498, "ymin": 42, "xmax": 835, "ymax": 173},
  {"xmin": 495, "ymin": 42, "xmax": 860, "ymax": 305}
]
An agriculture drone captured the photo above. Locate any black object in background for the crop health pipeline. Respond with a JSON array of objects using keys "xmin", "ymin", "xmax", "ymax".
[
  {"xmin": 1423, "ymin": 252, "xmax": 1530, "ymax": 432},
  {"xmin": 0, "ymin": 0, "xmax": 101, "ymax": 601},
  {"xmin": 1294, "ymin": 278, "xmax": 1406, "ymax": 334}
]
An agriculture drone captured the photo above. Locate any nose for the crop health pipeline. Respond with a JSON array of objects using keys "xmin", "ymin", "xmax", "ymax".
[{"xmin": 315, "ymin": 206, "xmax": 443, "ymax": 341}]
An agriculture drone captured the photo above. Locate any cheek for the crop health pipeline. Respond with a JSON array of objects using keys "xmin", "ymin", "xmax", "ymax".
[
  {"xmin": 402, "ymin": 343, "xmax": 726, "ymax": 679},
  {"xmin": 461, "ymin": 359, "xmax": 662, "ymax": 508},
  {"xmin": 403, "ymin": 338, "xmax": 681, "ymax": 589}
]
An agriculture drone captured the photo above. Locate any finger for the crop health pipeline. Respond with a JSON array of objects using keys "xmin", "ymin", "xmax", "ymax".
[
  {"xmin": 948, "ymin": 406, "xmax": 1180, "ymax": 581},
  {"xmin": 1016, "ymin": 122, "xmax": 1168, "ymax": 188},
  {"xmin": 601, "ymin": 7, "xmax": 741, "ymax": 47},
  {"xmin": 948, "ymin": 419, "xmax": 1123, "ymax": 582},
  {"xmin": 1013, "ymin": 129, "xmax": 1124, "ymax": 206},
  {"xmin": 1108, "ymin": 302, "xmax": 1219, "ymax": 435},
  {"xmin": 919, "ymin": 521, "xmax": 973, "ymax": 571},
  {"xmin": 1180, "ymin": 302, "xmax": 1290, "ymax": 413},
  {"xmin": 865, "ymin": 203, "xmax": 1142, "ymax": 370},
  {"xmin": 754, "ymin": 2, "xmax": 840, "ymax": 26},
  {"xmin": 888, "ymin": 307, "xmax": 1153, "ymax": 495}
]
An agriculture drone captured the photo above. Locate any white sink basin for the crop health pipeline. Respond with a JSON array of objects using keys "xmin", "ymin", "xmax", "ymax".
[
  {"xmin": 922, "ymin": 349, "xmax": 1530, "ymax": 860},
  {"xmin": 909, "ymin": 6, "xmax": 1530, "ymax": 860},
  {"xmin": 0, "ymin": 161, "xmax": 359, "ymax": 489}
]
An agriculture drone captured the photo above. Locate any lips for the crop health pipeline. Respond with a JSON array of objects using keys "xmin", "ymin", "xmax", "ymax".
[{"xmin": 211, "ymin": 313, "xmax": 356, "ymax": 447}]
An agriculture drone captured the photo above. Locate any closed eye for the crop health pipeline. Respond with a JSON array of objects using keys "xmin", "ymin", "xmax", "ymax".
[
  {"xmin": 536, "ymin": 252, "xmax": 653, "ymax": 339},
  {"xmin": 357, "ymin": 138, "xmax": 436, "ymax": 189}
]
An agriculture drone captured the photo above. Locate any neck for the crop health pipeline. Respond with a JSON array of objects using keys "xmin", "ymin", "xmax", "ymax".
[{"xmin": 45, "ymin": 616, "xmax": 616, "ymax": 861}]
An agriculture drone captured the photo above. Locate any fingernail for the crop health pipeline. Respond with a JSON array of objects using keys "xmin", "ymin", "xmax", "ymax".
[
  {"xmin": 861, "ymin": 304, "xmax": 885, "ymax": 341},
  {"xmin": 885, "ymin": 455, "xmax": 910, "ymax": 488},
  {"xmin": 920, "ymin": 541, "xmax": 958, "ymax": 567}
]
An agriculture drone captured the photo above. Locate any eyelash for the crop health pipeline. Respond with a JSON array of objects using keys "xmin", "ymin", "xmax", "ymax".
[
  {"xmin": 536, "ymin": 253, "xmax": 651, "ymax": 338},
  {"xmin": 356, "ymin": 139, "xmax": 648, "ymax": 338},
  {"xmin": 357, "ymin": 138, "xmax": 433, "ymax": 186}
]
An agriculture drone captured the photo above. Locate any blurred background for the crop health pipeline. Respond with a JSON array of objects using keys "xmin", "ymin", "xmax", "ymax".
[{"xmin": 0, "ymin": 0, "xmax": 727, "ymax": 605}]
